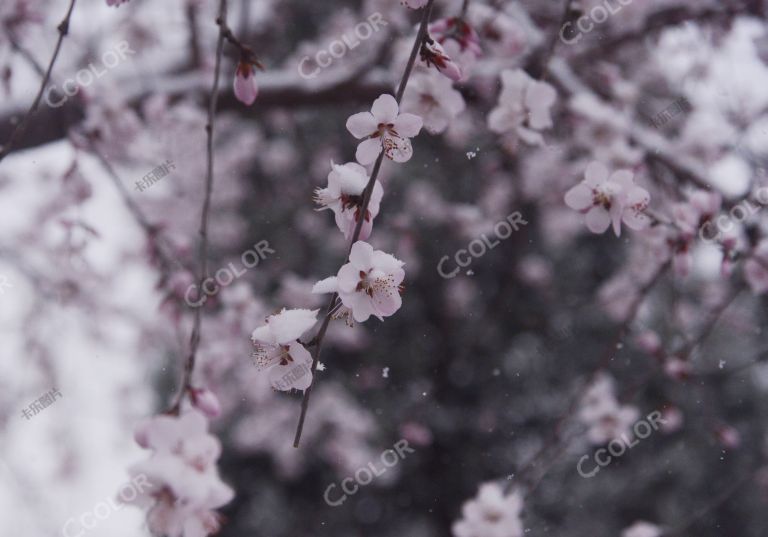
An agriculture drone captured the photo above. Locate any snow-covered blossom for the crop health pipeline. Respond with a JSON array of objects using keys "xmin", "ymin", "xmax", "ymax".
[
  {"xmin": 314, "ymin": 162, "xmax": 383, "ymax": 240},
  {"xmin": 233, "ymin": 60, "xmax": 259, "ymax": 106},
  {"xmin": 401, "ymin": 72, "xmax": 466, "ymax": 134},
  {"xmin": 346, "ymin": 94, "xmax": 423, "ymax": 165},
  {"xmin": 401, "ymin": 0, "xmax": 428, "ymax": 9},
  {"xmin": 579, "ymin": 373, "xmax": 640, "ymax": 445},
  {"xmin": 312, "ymin": 241, "xmax": 404, "ymax": 323},
  {"xmin": 745, "ymin": 240, "xmax": 768, "ymax": 295},
  {"xmin": 564, "ymin": 162, "xmax": 651, "ymax": 237},
  {"xmin": 488, "ymin": 69, "xmax": 556, "ymax": 145},
  {"xmin": 452, "ymin": 483, "xmax": 524, "ymax": 537},
  {"xmin": 621, "ymin": 521, "xmax": 662, "ymax": 537},
  {"xmin": 250, "ymin": 308, "xmax": 319, "ymax": 391},
  {"xmin": 420, "ymin": 37, "xmax": 463, "ymax": 82},
  {"xmin": 126, "ymin": 411, "xmax": 233, "ymax": 537}
]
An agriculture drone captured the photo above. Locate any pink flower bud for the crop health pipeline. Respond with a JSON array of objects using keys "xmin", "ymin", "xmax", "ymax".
[
  {"xmin": 635, "ymin": 330, "xmax": 661, "ymax": 355},
  {"xmin": 190, "ymin": 387, "xmax": 221, "ymax": 418},
  {"xmin": 715, "ymin": 425, "xmax": 741, "ymax": 449},
  {"xmin": 420, "ymin": 37, "xmax": 464, "ymax": 82},
  {"xmin": 234, "ymin": 61, "xmax": 259, "ymax": 106},
  {"xmin": 663, "ymin": 357, "xmax": 691, "ymax": 381}
]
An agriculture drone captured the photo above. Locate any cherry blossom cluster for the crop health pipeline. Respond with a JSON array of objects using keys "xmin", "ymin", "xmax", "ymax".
[
  {"xmin": 248, "ymin": 0, "xmax": 485, "ymax": 393},
  {"xmin": 578, "ymin": 373, "xmax": 640, "ymax": 445},
  {"xmin": 126, "ymin": 410, "xmax": 234, "ymax": 537},
  {"xmin": 250, "ymin": 94, "xmax": 420, "ymax": 392}
]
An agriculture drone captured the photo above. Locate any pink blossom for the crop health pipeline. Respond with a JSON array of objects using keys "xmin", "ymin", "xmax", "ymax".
[
  {"xmin": 233, "ymin": 61, "xmax": 259, "ymax": 106},
  {"xmin": 312, "ymin": 241, "xmax": 404, "ymax": 323},
  {"xmin": 715, "ymin": 424, "xmax": 741, "ymax": 449},
  {"xmin": 420, "ymin": 37, "xmax": 464, "ymax": 82},
  {"xmin": 401, "ymin": 72, "xmax": 466, "ymax": 134},
  {"xmin": 664, "ymin": 357, "xmax": 692, "ymax": 380},
  {"xmin": 452, "ymin": 483, "xmax": 523, "ymax": 537},
  {"xmin": 250, "ymin": 308, "xmax": 319, "ymax": 391},
  {"xmin": 126, "ymin": 411, "xmax": 234, "ymax": 537},
  {"xmin": 579, "ymin": 373, "xmax": 640, "ymax": 445},
  {"xmin": 346, "ymin": 94, "xmax": 423, "ymax": 165},
  {"xmin": 635, "ymin": 330, "xmax": 662, "ymax": 355},
  {"xmin": 564, "ymin": 162, "xmax": 650, "ymax": 237},
  {"xmin": 621, "ymin": 521, "xmax": 662, "ymax": 537},
  {"xmin": 314, "ymin": 162, "xmax": 383, "ymax": 240},
  {"xmin": 488, "ymin": 69, "xmax": 556, "ymax": 145}
]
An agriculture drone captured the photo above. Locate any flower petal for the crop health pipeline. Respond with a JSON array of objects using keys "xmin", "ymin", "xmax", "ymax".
[
  {"xmin": 393, "ymin": 113, "xmax": 423, "ymax": 138},
  {"xmin": 346, "ymin": 112, "xmax": 377, "ymax": 139},
  {"xmin": 349, "ymin": 241, "xmax": 374, "ymax": 269},
  {"xmin": 565, "ymin": 184, "xmax": 594, "ymax": 211},
  {"xmin": 355, "ymin": 138, "xmax": 382, "ymax": 165},
  {"xmin": 371, "ymin": 94, "xmax": 399, "ymax": 123},
  {"xmin": 585, "ymin": 207, "xmax": 611, "ymax": 234}
]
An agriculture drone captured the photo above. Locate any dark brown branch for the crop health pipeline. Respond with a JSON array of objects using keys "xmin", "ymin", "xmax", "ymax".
[
  {"xmin": 293, "ymin": 0, "xmax": 436, "ymax": 448},
  {"xmin": 169, "ymin": 0, "xmax": 228, "ymax": 415},
  {"xmin": 0, "ymin": 0, "xmax": 77, "ymax": 164}
]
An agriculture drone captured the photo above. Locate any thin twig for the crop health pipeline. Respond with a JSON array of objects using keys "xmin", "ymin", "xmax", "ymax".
[
  {"xmin": 169, "ymin": 0, "xmax": 228, "ymax": 414},
  {"xmin": 0, "ymin": 0, "xmax": 77, "ymax": 164},
  {"xmin": 513, "ymin": 261, "xmax": 670, "ymax": 492},
  {"xmin": 293, "ymin": 0, "xmax": 436, "ymax": 448},
  {"xmin": 537, "ymin": 0, "xmax": 574, "ymax": 82},
  {"xmin": 662, "ymin": 470, "xmax": 755, "ymax": 537}
]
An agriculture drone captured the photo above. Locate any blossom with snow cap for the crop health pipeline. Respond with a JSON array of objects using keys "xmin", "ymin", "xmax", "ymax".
[
  {"xmin": 565, "ymin": 161, "xmax": 651, "ymax": 237},
  {"xmin": 420, "ymin": 36, "xmax": 463, "ymax": 82},
  {"xmin": 126, "ymin": 410, "xmax": 234, "ymax": 537},
  {"xmin": 488, "ymin": 68, "xmax": 557, "ymax": 145},
  {"xmin": 452, "ymin": 483, "xmax": 524, "ymax": 537},
  {"xmin": 346, "ymin": 94, "xmax": 423, "ymax": 165},
  {"xmin": 314, "ymin": 162, "xmax": 383, "ymax": 240},
  {"xmin": 250, "ymin": 308, "xmax": 319, "ymax": 391},
  {"xmin": 312, "ymin": 241, "xmax": 405, "ymax": 323}
]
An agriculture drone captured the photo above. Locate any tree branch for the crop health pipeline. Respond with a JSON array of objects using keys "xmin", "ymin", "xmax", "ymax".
[
  {"xmin": 169, "ymin": 0, "xmax": 228, "ymax": 415},
  {"xmin": 0, "ymin": 0, "xmax": 77, "ymax": 164},
  {"xmin": 293, "ymin": 0, "xmax": 437, "ymax": 448}
]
